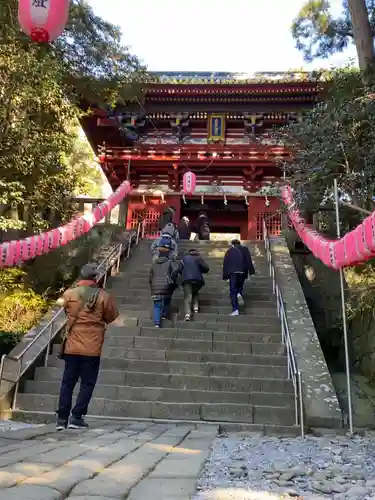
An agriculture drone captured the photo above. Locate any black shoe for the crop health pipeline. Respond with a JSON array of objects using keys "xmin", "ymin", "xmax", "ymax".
[
  {"xmin": 68, "ymin": 416, "xmax": 89, "ymax": 429},
  {"xmin": 56, "ymin": 417, "xmax": 68, "ymax": 431}
]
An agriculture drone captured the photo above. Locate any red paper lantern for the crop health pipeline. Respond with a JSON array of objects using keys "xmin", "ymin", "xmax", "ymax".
[
  {"xmin": 182, "ymin": 171, "xmax": 196, "ymax": 195},
  {"xmin": 18, "ymin": 0, "xmax": 70, "ymax": 43}
]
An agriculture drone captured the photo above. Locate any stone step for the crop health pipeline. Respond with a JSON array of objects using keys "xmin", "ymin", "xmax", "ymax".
[
  {"xmin": 136, "ymin": 259, "xmax": 268, "ymax": 265},
  {"xmin": 48, "ymin": 356, "xmax": 288, "ymax": 379},
  {"xmin": 34, "ymin": 367, "xmax": 293, "ymax": 393},
  {"xmin": 117, "ymin": 304, "xmax": 278, "ymax": 316},
  {"xmin": 137, "ymin": 319, "xmax": 280, "ymax": 333},
  {"xmin": 24, "ymin": 381, "xmax": 294, "ymax": 407},
  {"xmin": 114, "ymin": 270, "xmax": 271, "ymax": 278},
  {"xmin": 107, "ymin": 327, "xmax": 282, "ymax": 343},
  {"xmin": 104, "ymin": 337, "xmax": 286, "ymax": 356},
  {"xmin": 109, "ymin": 280, "xmax": 273, "ymax": 291},
  {"xmin": 109, "ymin": 283, "xmax": 274, "ymax": 295},
  {"xmin": 52, "ymin": 344, "xmax": 286, "ymax": 366},
  {"xmin": 111, "ymin": 284, "xmax": 276, "ymax": 301},
  {"xmin": 105, "ymin": 333, "xmax": 281, "ymax": 348},
  {"xmin": 114, "ymin": 310, "xmax": 281, "ymax": 325},
  {"xmin": 115, "ymin": 296, "xmax": 276, "ymax": 308},
  {"xmin": 15, "ymin": 393, "xmax": 295, "ymax": 425},
  {"xmin": 119, "ymin": 270, "xmax": 270, "ymax": 278},
  {"xmin": 114, "ymin": 311, "xmax": 280, "ymax": 326},
  {"xmin": 11, "ymin": 410, "xmax": 300, "ymax": 437}
]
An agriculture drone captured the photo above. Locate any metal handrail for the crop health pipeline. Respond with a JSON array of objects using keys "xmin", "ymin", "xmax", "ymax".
[
  {"xmin": 0, "ymin": 221, "xmax": 144, "ymax": 409},
  {"xmin": 262, "ymin": 220, "xmax": 305, "ymax": 438}
]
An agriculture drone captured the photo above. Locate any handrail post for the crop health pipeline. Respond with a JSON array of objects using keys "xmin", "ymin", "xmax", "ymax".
[
  {"xmin": 116, "ymin": 244, "xmax": 123, "ymax": 274},
  {"xmin": 12, "ymin": 361, "xmax": 22, "ymax": 411},
  {"xmin": 44, "ymin": 320, "xmax": 54, "ymax": 367},
  {"xmin": 298, "ymin": 371, "xmax": 305, "ymax": 438},
  {"xmin": 0, "ymin": 354, "xmax": 5, "ymax": 387},
  {"xmin": 103, "ymin": 271, "xmax": 108, "ymax": 288}
]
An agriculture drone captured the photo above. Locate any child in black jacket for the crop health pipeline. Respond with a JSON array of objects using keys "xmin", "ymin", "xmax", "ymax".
[{"xmin": 149, "ymin": 242, "xmax": 178, "ymax": 327}]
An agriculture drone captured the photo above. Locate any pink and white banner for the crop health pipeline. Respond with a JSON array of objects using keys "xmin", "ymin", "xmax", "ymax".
[
  {"xmin": 282, "ymin": 185, "xmax": 375, "ymax": 269},
  {"xmin": 0, "ymin": 180, "xmax": 131, "ymax": 268}
]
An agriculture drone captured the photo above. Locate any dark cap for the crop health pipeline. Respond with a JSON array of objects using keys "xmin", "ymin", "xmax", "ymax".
[{"xmin": 80, "ymin": 263, "xmax": 99, "ymax": 280}]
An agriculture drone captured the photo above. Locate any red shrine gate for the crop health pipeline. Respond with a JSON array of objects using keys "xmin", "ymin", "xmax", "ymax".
[
  {"xmin": 127, "ymin": 196, "xmax": 282, "ymax": 240},
  {"xmin": 81, "ymin": 71, "xmax": 319, "ymax": 236}
]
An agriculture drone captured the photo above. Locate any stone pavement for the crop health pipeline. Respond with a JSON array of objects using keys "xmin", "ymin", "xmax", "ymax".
[{"xmin": 0, "ymin": 420, "xmax": 217, "ymax": 500}]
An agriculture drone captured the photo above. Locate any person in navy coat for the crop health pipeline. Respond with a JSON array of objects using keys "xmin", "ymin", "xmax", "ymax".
[
  {"xmin": 222, "ymin": 239, "xmax": 255, "ymax": 316},
  {"xmin": 178, "ymin": 249, "xmax": 209, "ymax": 320}
]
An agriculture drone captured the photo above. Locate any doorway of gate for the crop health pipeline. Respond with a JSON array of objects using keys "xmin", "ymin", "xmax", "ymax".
[{"xmin": 180, "ymin": 197, "xmax": 248, "ymax": 240}]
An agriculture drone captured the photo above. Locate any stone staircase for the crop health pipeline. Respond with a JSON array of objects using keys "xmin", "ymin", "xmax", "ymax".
[{"xmin": 14, "ymin": 239, "xmax": 298, "ymax": 434}]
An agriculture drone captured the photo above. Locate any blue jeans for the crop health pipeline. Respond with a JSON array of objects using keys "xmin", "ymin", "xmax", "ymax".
[
  {"xmin": 229, "ymin": 273, "xmax": 246, "ymax": 311},
  {"xmin": 57, "ymin": 354, "xmax": 100, "ymax": 421},
  {"xmin": 153, "ymin": 297, "xmax": 171, "ymax": 325}
]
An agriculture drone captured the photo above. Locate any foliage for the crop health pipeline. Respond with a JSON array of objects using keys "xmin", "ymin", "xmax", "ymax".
[
  {"xmin": 0, "ymin": 290, "xmax": 47, "ymax": 334},
  {"xmin": 278, "ymin": 69, "xmax": 375, "ymax": 215},
  {"xmin": 23, "ymin": 224, "xmax": 118, "ymax": 296},
  {"xmin": 292, "ymin": 0, "xmax": 375, "ymax": 62},
  {"xmin": 68, "ymin": 129, "xmax": 107, "ymax": 198},
  {"xmin": 346, "ymin": 261, "xmax": 375, "ymax": 318},
  {"xmin": 0, "ymin": 268, "xmax": 48, "ymax": 354},
  {"xmin": 0, "ymin": 0, "xmax": 145, "ymax": 233},
  {"xmin": 0, "ymin": 268, "xmax": 28, "ymax": 294}
]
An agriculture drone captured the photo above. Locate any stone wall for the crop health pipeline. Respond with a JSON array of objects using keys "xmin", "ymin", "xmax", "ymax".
[{"xmin": 271, "ymin": 236, "xmax": 342, "ymax": 428}]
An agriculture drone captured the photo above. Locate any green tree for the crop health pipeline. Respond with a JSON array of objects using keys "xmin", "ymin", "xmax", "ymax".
[
  {"xmin": 0, "ymin": 0, "xmax": 145, "ymax": 233},
  {"xmin": 279, "ymin": 70, "xmax": 375, "ymax": 215},
  {"xmin": 69, "ymin": 129, "xmax": 108, "ymax": 198},
  {"xmin": 292, "ymin": 0, "xmax": 375, "ymax": 70}
]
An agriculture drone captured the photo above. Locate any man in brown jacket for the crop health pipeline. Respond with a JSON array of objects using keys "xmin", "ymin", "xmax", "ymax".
[{"xmin": 56, "ymin": 263, "xmax": 119, "ymax": 430}]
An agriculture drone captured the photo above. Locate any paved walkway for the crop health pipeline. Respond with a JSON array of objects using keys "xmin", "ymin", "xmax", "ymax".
[{"xmin": 0, "ymin": 421, "xmax": 216, "ymax": 500}]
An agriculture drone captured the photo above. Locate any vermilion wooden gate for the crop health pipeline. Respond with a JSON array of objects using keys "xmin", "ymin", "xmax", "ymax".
[
  {"xmin": 256, "ymin": 212, "xmax": 282, "ymax": 240},
  {"xmin": 129, "ymin": 209, "xmax": 161, "ymax": 237}
]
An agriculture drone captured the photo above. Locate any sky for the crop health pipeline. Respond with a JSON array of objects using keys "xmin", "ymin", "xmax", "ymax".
[{"xmin": 87, "ymin": 0, "xmax": 357, "ymax": 72}]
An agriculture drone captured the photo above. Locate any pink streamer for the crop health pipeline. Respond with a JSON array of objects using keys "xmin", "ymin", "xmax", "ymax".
[
  {"xmin": 282, "ymin": 185, "xmax": 375, "ymax": 269},
  {"xmin": 0, "ymin": 181, "xmax": 131, "ymax": 268}
]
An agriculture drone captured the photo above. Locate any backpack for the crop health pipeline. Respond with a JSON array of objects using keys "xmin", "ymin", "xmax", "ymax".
[{"xmin": 158, "ymin": 235, "xmax": 172, "ymax": 249}]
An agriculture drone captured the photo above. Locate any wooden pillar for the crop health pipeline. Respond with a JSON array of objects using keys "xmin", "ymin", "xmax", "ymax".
[
  {"xmin": 166, "ymin": 195, "xmax": 181, "ymax": 222},
  {"xmin": 247, "ymin": 204, "xmax": 257, "ymax": 240}
]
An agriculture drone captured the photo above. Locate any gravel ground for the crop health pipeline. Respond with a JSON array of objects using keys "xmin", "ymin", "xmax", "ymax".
[{"xmin": 194, "ymin": 433, "xmax": 375, "ymax": 500}]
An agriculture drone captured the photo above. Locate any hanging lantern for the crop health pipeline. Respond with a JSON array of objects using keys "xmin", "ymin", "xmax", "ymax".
[
  {"xmin": 182, "ymin": 171, "xmax": 196, "ymax": 196},
  {"xmin": 18, "ymin": 0, "xmax": 70, "ymax": 43}
]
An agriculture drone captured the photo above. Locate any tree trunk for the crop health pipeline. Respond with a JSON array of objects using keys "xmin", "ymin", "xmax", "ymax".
[{"xmin": 347, "ymin": 0, "xmax": 375, "ymax": 72}]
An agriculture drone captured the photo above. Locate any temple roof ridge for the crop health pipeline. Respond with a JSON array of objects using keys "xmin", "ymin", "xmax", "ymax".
[{"xmin": 147, "ymin": 70, "xmax": 326, "ymax": 84}]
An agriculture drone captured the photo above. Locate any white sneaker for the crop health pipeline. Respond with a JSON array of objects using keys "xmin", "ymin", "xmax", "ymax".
[
  {"xmin": 184, "ymin": 314, "xmax": 191, "ymax": 321},
  {"xmin": 193, "ymin": 306, "xmax": 199, "ymax": 313},
  {"xmin": 230, "ymin": 310, "xmax": 239, "ymax": 316},
  {"xmin": 237, "ymin": 294, "xmax": 245, "ymax": 306}
]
